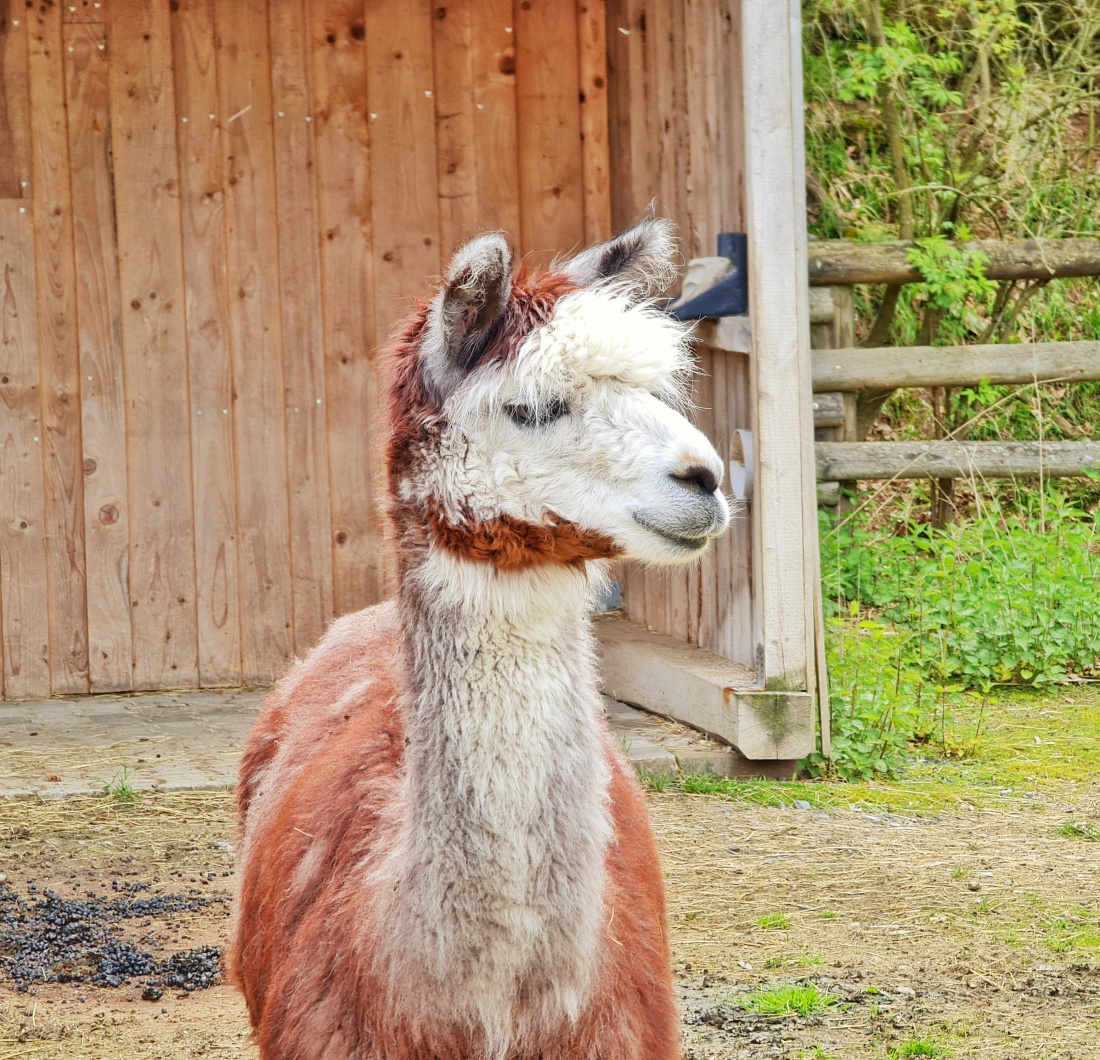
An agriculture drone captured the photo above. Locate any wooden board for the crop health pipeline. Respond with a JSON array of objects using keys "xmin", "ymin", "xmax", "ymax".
[
  {"xmin": 28, "ymin": 1, "xmax": 89, "ymax": 693},
  {"xmin": 0, "ymin": 202, "xmax": 51, "ymax": 698},
  {"xmin": 311, "ymin": 0, "xmax": 382, "ymax": 614},
  {"xmin": 0, "ymin": 1, "xmax": 31, "ymax": 199},
  {"xmin": 577, "ymin": 0, "xmax": 611, "ymax": 243},
  {"xmin": 432, "ymin": 0, "xmax": 522, "ymax": 253},
  {"xmin": 64, "ymin": 20, "xmax": 131, "ymax": 691},
  {"xmin": 269, "ymin": 0, "xmax": 334, "ymax": 656},
  {"xmin": 514, "ymin": 0, "xmax": 585, "ymax": 259},
  {"xmin": 215, "ymin": 0, "xmax": 293, "ymax": 682},
  {"xmin": 108, "ymin": 0, "xmax": 199, "ymax": 689},
  {"xmin": 816, "ymin": 440, "xmax": 1100, "ymax": 480},
  {"xmin": 741, "ymin": 0, "xmax": 815, "ymax": 693},
  {"xmin": 169, "ymin": 0, "xmax": 241, "ymax": 686},
  {"xmin": 813, "ymin": 340, "xmax": 1100, "ymax": 391}
]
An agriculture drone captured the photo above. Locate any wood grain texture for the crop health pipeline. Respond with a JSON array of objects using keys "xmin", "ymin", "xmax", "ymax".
[
  {"xmin": 808, "ymin": 236, "xmax": 1100, "ymax": 287},
  {"xmin": 0, "ymin": 1, "xmax": 31, "ymax": 199},
  {"xmin": 364, "ymin": 0, "xmax": 440, "ymax": 335},
  {"xmin": 603, "ymin": 0, "xmax": 650, "ymax": 230},
  {"xmin": 170, "ymin": 0, "xmax": 241, "ymax": 686},
  {"xmin": 0, "ymin": 202, "xmax": 51, "ymax": 699},
  {"xmin": 62, "ymin": 0, "xmax": 108, "ymax": 24},
  {"xmin": 311, "ymin": 0, "xmax": 382, "ymax": 614},
  {"xmin": 577, "ymin": 0, "xmax": 610, "ymax": 243},
  {"xmin": 64, "ymin": 21, "xmax": 131, "ymax": 691},
  {"xmin": 816, "ymin": 440, "xmax": 1100, "ymax": 481},
  {"xmin": 269, "ymin": 0, "xmax": 334, "ymax": 656},
  {"xmin": 431, "ymin": 0, "xmax": 477, "ymax": 254},
  {"xmin": 814, "ymin": 340, "xmax": 1100, "ymax": 391},
  {"xmin": 28, "ymin": 1, "xmax": 89, "ymax": 693},
  {"xmin": 741, "ymin": 0, "xmax": 814, "ymax": 691},
  {"xmin": 108, "ymin": 0, "xmax": 199, "ymax": 689},
  {"xmin": 514, "ymin": 0, "xmax": 584, "ymax": 259},
  {"xmin": 215, "ymin": 0, "xmax": 293, "ymax": 682},
  {"xmin": 432, "ymin": 0, "xmax": 524, "ymax": 252}
]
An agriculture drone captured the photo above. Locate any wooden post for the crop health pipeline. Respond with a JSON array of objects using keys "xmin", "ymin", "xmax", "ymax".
[{"xmin": 740, "ymin": 0, "xmax": 819, "ymax": 758}]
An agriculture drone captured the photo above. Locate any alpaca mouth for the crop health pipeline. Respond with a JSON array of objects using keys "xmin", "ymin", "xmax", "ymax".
[{"xmin": 632, "ymin": 515, "xmax": 710, "ymax": 551}]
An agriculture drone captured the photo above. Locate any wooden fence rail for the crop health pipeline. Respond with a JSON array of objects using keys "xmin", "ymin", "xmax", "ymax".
[
  {"xmin": 813, "ymin": 340, "xmax": 1100, "ymax": 392},
  {"xmin": 816, "ymin": 441, "xmax": 1100, "ymax": 481},
  {"xmin": 808, "ymin": 237, "xmax": 1100, "ymax": 286}
]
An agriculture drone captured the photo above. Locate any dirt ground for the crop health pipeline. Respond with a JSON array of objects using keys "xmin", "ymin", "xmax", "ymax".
[{"xmin": 0, "ymin": 780, "xmax": 1097, "ymax": 1060}]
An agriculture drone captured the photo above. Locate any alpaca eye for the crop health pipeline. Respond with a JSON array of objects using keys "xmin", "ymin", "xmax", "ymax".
[{"xmin": 506, "ymin": 399, "xmax": 569, "ymax": 428}]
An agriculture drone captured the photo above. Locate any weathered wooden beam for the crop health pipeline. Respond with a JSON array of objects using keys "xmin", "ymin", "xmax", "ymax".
[
  {"xmin": 816, "ymin": 440, "xmax": 1100, "ymax": 480},
  {"xmin": 813, "ymin": 340, "xmax": 1100, "ymax": 392},
  {"xmin": 812, "ymin": 391, "xmax": 847, "ymax": 428},
  {"xmin": 595, "ymin": 615, "xmax": 813, "ymax": 762},
  {"xmin": 808, "ymin": 237, "xmax": 1100, "ymax": 287}
]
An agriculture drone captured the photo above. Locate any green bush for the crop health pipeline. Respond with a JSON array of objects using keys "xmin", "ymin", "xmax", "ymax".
[{"xmin": 809, "ymin": 491, "xmax": 1100, "ymax": 779}]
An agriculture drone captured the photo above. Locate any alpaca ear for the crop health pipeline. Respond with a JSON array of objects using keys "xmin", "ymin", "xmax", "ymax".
[
  {"xmin": 423, "ymin": 233, "xmax": 514, "ymax": 399},
  {"xmin": 562, "ymin": 215, "xmax": 678, "ymax": 298}
]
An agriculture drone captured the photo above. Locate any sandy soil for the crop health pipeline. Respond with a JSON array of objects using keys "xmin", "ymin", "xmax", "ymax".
[{"xmin": 0, "ymin": 786, "xmax": 1097, "ymax": 1060}]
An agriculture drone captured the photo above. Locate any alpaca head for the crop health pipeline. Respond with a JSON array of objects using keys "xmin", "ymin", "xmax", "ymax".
[{"xmin": 388, "ymin": 219, "xmax": 732, "ymax": 572}]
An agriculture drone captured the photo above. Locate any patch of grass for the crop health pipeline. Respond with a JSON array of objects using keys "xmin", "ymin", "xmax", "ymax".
[
  {"xmin": 950, "ymin": 866, "xmax": 969, "ymax": 879},
  {"xmin": 1046, "ymin": 908, "xmax": 1100, "ymax": 955},
  {"xmin": 756, "ymin": 913, "xmax": 791, "ymax": 931},
  {"xmin": 101, "ymin": 761, "xmax": 144, "ymax": 804},
  {"xmin": 638, "ymin": 769, "xmax": 672, "ymax": 793},
  {"xmin": 740, "ymin": 982, "xmax": 837, "ymax": 1018},
  {"xmin": 798, "ymin": 1049, "xmax": 836, "ymax": 1060},
  {"xmin": 817, "ymin": 909, "xmax": 838, "ymax": 920},
  {"xmin": 888, "ymin": 1038, "xmax": 949, "ymax": 1059},
  {"xmin": 1057, "ymin": 821, "xmax": 1100, "ymax": 842},
  {"xmin": 765, "ymin": 951, "xmax": 824, "ymax": 969}
]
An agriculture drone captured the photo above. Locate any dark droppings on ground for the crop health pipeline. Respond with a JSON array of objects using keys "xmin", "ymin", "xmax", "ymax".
[{"xmin": 0, "ymin": 880, "xmax": 224, "ymax": 994}]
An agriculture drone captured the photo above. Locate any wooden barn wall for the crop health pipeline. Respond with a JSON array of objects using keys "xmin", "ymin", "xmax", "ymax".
[
  {"xmin": 605, "ymin": 0, "xmax": 751, "ymax": 666},
  {"xmin": 0, "ymin": 0, "xmax": 611, "ymax": 700}
]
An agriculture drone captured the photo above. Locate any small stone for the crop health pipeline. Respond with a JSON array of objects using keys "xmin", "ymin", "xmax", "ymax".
[
  {"xmin": 794, "ymin": 800, "xmax": 811, "ymax": 810},
  {"xmin": 142, "ymin": 986, "xmax": 163, "ymax": 1001}
]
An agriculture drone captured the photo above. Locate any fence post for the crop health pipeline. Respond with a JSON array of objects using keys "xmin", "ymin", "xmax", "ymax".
[{"xmin": 811, "ymin": 286, "xmax": 857, "ymax": 511}]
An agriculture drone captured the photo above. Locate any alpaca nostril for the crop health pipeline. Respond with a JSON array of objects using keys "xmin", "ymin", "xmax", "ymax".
[{"xmin": 671, "ymin": 464, "xmax": 719, "ymax": 495}]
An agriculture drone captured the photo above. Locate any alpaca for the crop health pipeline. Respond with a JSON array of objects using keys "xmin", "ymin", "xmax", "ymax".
[{"xmin": 229, "ymin": 218, "xmax": 732, "ymax": 1060}]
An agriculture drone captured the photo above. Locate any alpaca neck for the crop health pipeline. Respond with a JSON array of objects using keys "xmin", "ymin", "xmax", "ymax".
[{"xmin": 378, "ymin": 547, "xmax": 612, "ymax": 1042}]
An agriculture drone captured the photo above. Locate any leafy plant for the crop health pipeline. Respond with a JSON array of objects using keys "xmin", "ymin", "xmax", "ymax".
[{"xmin": 1057, "ymin": 821, "xmax": 1100, "ymax": 841}]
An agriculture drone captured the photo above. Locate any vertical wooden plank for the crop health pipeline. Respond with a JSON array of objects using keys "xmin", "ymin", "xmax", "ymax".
[
  {"xmin": 311, "ymin": 0, "xmax": 382, "ymax": 613},
  {"xmin": 433, "ymin": 0, "xmax": 523, "ymax": 251},
  {"xmin": 514, "ymin": 0, "xmax": 584, "ymax": 259},
  {"xmin": 604, "ymin": 0, "xmax": 651, "ymax": 231},
  {"xmin": 603, "ymin": 0, "xmax": 649, "ymax": 627},
  {"xmin": 64, "ymin": 21, "xmax": 132, "ymax": 691},
  {"xmin": 269, "ymin": 0, "xmax": 334, "ymax": 655},
  {"xmin": 0, "ymin": 202, "xmax": 50, "ymax": 699},
  {"xmin": 364, "ymin": 0, "xmax": 441, "ymax": 334},
  {"xmin": 431, "ymin": 1, "xmax": 476, "ymax": 254},
  {"xmin": 0, "ymin": 2, "xmax": 31, "ymax": 200},
  {"xmin": 470, "ymin": 0, "xmax": 520, "ymax": 239},
  {"xmin": 215, "ymin": 0, "xmax": 294, "ymax": 682},
  {"xmin": 108, "ymin": 0, "xmax": 199, "ymax": 689},
  {"xmin": 742, "ymin": 0, "xmax": 814, "ymax": 691},
  {"xmin": 689, "ymin": 346, "xmax": 717, "ymax": 649},
  {"xmin": 170, "ymin": 0, "xmax": 241, "ymax": 686},
  {"xmin": 28, "ymin": 0, "xmax": 89, "ymax": 693},
  {"xmin": 577, "ymin": 0, "xmax": 610, "ymax": 243}
]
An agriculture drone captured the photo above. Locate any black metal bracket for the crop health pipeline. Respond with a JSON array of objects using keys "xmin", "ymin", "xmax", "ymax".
[{"xmin": 667, "ymin": 232, "xmax": 748, "ymax": 320}]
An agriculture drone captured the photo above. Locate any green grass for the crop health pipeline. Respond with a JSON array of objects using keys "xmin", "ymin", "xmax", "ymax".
[
  {"xmin": 1057, "ymin": 821, "xmax": 1100, "ymax": 842},
  {"xmin": 765, "ymin": 952, "xmax": 824, "ymax": 969},
  {"xmin": 1046, "ymin": 908, "xmax": 1100, "ymax": 955},
  {"xmin": 756, "ymin": 913, "xmax": 791, "ymax": 931},
  {"xmin": 100, "ymin": 761, "xmax": 143, "ymax": 804},
  {"xmin": 740, "ymin": 983, "xmax": 837, "ymax": 1017},
  {"xmin": 888, "ymin": 1038, "xmax": 949, "ymax": 1059}
]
